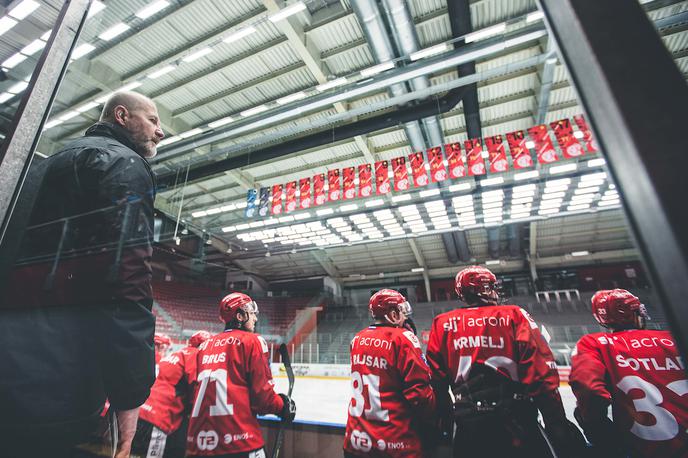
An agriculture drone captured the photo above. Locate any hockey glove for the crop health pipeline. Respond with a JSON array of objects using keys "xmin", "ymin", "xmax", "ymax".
[{"xmin": 278, "ymin": 393, "xmax": 296, "ymax": 423}]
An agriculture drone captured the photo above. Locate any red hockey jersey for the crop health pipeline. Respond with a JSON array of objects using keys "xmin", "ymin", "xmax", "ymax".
[
  {"xmin": 344, "ymin": 324, "xmax": 436, "ymax": 457},
  {"xmin": 186, "ymin": 329, "xmax": 284, "ymax": 456},
  {"xmin": 139, "ymin": 346, "xmax": 199, "ymax": 434},
  {"xmin": 426, "ymin": 305, "xmax": 559, "ymax": 396},
  {"xmin": 570, "ymin": 329, "xmax": 688, "ymax": 457}
]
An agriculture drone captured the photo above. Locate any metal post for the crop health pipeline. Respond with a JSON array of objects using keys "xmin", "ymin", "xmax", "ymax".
[
  {"xmin": 316, "ymin": 343, "xmax": 319, "ymax": 363},
  {"xmin": 538, "ymin": 0, "xmax": 688, "ymax": 361}
]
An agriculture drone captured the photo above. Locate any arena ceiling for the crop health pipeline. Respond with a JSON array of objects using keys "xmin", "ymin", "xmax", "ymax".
[{"xmin": 1, "ymin": 0, "xmax": 686, "ymax": 283}]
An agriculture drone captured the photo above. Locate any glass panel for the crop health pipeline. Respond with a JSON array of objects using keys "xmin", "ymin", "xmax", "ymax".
[{"xmin": 1, "ymin": 0, "xmax": 686, "ymax": 456}]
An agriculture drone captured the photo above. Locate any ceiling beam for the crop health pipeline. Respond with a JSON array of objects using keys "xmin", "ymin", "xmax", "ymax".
[{"xmin": 311, "ymin": 249, "xmax": 341, "ymax": 279}]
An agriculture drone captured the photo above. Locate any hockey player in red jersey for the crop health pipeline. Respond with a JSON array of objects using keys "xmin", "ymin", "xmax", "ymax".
[
  {"xmin": 155, "ymin": 333, "xmax": 172, "ymax": 366},
  {"xmin": 344, "ymin": 289, "xmax": 436, "ymax": 457},
  {"xmin": 186, "ymin": 292, "xmax": 295, "ymax": 458},
  {"xmin": 132, "ymin": 330, "xmax": 213, "ymax": 458},
  {"xmin": 570, "ymin": 289, "xmax": 688, "ymax": 457},
  {"xmin": 426, "ymin": 266, "xmax": 584, "ymax": 457}
]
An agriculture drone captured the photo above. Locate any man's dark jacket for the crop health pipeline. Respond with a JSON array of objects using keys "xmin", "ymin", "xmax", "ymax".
[{"xmin": 0, "ymin": 123, "xmax": 156, "ymax": 449}]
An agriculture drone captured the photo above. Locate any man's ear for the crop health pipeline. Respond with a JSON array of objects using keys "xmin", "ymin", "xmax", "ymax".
[{"xmin": 114, "ymin": 106, "xmax": 128, "ymax": 126}]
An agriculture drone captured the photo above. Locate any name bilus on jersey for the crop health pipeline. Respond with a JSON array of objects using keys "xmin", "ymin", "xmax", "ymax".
[
  {"xmin": 185, "ymin": 330, "xmax": 283, "ymax": 456},
  {"xmin": 570, "ymin": 329, "xmax": 688, "ymax": 457},
  {"xmin": 344, "ymin": 325, "xmax": 435, "ymax": 457}
]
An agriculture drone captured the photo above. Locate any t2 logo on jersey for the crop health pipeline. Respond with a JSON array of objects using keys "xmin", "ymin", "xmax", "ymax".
[
  {"xmin": 197, "ymin": 430, "xmax": 219, "ymax": 451},
  {"xmin": 350, "ymin": 429, "xmax": 373, "ymax": 452}
]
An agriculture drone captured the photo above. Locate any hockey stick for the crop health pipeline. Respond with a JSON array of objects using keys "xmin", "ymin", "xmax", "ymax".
[
  {"xmin": 271, "ymin": 343, "xmax": 294, "ymax": 458},
  {"xmin": 537, "ymin": 423, "xmax": 559, "ymax": 458}
]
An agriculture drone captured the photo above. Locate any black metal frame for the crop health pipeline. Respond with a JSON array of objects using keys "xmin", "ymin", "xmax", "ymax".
[{"xmin": 538, "ymin": 0, "xmax": 688, "ymax": 360}]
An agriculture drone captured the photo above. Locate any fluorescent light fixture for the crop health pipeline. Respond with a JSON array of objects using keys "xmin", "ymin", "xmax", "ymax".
[
  {"xmin": 2, "ymin": 52, "xmax": 27, "ymax": 69},
  {"xmin": 94, "ymin": 91, "xmax": 115, "ymax": 104},
  {"xmin": 526, "ymin": 11, "xmax": 545, "ymax": 23},
  {"xmin": 40, "ymin": 30, "xmax": 51, "ymax": 40},
  {"xmin": 182, "ymin": 47, "xmax": 213, "ymax": 63},
  {"xmin": 538, "ymin": 208, "xmax": 559, "ymax": 215},
  {"xmin": 235, "ymin": 201, "xmax": 247, "ymax": 208},
  {"xmin": 221, "ymin": 225, "xmax": 236, "ymax": 233},
  {"xmin": 206, "ymin": 207, "xmax": 222, "ymax": 216},
  {"xmin": 465, "ymin": 22, "xmax": 506, "ymax": 43},
  {"xmin": 349, "ymin": 213, "xmax": 369, "ymax": 222},
  {"xmin": 7, "ymin": 80, "xmax": 28, "ymax": 94},
  {"xmin": 87, "ymin": 0, "xmax": 106, "ymax": 18},
  {"xmin": 220, "ymin": 204, "xmax": 237, "ymax": 212},
  {"xmin": 513, "ymin": 184, "xmax": 537, "ymax": 192},
  {"xmin": 482, "ymin": 201, "xmax": 503, "ymax": 210},
  {"xmin": 236, "ymin": 223, "xmax": 250, "ymax": 230},
  {"xmin": 147, "ymin": 65, "xmax": 175, "ymax": 79},
  {"xmin": 549, "ymin": 163, "xmax": 578, "ymax": 174},
  {"xmin": 223, "ymin": 25, "xmax": 257, "ymax": 43},
  {"xmin": 480, "ymin": 177, "xmax": 504, "ymax": 187},
  {"xmin": 424, "ymin": 200, "xmax": 445, "ymax": 210},
  {"xmin": 356, "ymin": 222, "xmax": 374, "ymax": 229},
  {"xmin": 72, "ymin": 43, "xmax": 96, "ymax": 59},
  {"xmin": 240, "ymin": 105, "xmax": 269, "ymax": 117},
  {"xmin": 577, "ymin": 179, "xmax": 604, "ymax": 188},
  {"xmin": 208, "ymin": 117, "xmax": 234, "ymax": 128},
  {"xmin": 571, "ymin": 251, "xmax": 589, "ymax": 257},
  {"xmin": 546, "ymin": 178, "xmax": 571, "ymax": 188},
  {"xmin": 268, "ymin": 1, "xmax": 307, "ymax": 22},
  {"xmin": 21, "ymin": 38, "xmax": 46, "ymax": 56},
  {"xmin": 191, "ymin": 210, "xmax": 208, "ymax": 218},
  {"xmin": 525, "ymin": 141, "xmax": 535, "ymax": 149},
  {"xmin": 276, "ymin": 91, "xmax": 307, "ymax": 105},
  {"xmin": 179, "ymin": 128, "xmax": 203, "ymax": 138},
  {"xmin": 120, "ymin": 81, "xmax": 142, "ymax": 91},
  {"xmin": 485, "ymin": 259, "xmax": 501, "ymax": 266},
  {"xmin": 316, "ymin": 208, "xmax": 334, "ymax": 216},
  {"xmin": 599, "ymin": 199, "xmax": 621, "ymax": 206},
  {"xmin": 135, "ymin": 0, "xmax": 170, "ymax": 19},
  {"xmin": 581, "ymin": 172, "xmax": 607, "ymax": 181},
  {"xmin": 264, "ymin": 218, "xmax": 279, "ymax": 225},
  {"xmin": 540, "ymin": 199, "xmax": 562, "ymax": 209},
  {"xmin": 587, "ymin": 158, "xmax": 606, "ymax": 167},
  {"xmin": 601, "ymin": 193, "xmax": 620, "ymax": 201},
  {"xmin": 316, "ymin": 77, "xmax": 347, "ymax": 91},
  {"xmin": 0, "ymin": 16, "xmax": 17, "ymax": 37},
  {"xmin": 570, "ymin": 193, "xmax": 595, "ymax": 202},
  {"xmin": 278, "ymin": 216, "xmax": 295, "ymax": 223},
  {"xmin": 483, "ymin": 208, "xmax": 503, "ymax": 217},
  {"xmin": 340, "ymin": 204, "xmax": 358, "ymax": 212},
  {"xmin": 418, "ymin": 188, "xmax": 441, "ymax": 198},
  {"xmin": 99, "ymin": 23, "xmax": 130, "ymax": 41},
  {"xmin": 158, "ymin": 135, "xmax": 181, "ymax": 146},
  {"xmin": 0, "ymin": 92, "xmax": 14, "ymax": 104},
  {"xmin": 293, "ymin": 212, "xmax": 311, "ymax": 220},
  {"xmin": 514, "ymin": 170, "xmax": 539, "ymax": 180},
  {"xmin": 43, "ymin": 119, "xmax": 63, "ymax": 129},
  {"xmin": 542, "ymin": 191, "xmax": 566, "ymax": 200},
  {"xmin": 364, "ymin": 199, "xmax": 384, "ymax": 208},
  {"xmin": 392, "ymin": 194, "xmax": 411, "ymax": 203},
  {"xmin": 360, "ymin": 61, "xmax": 395, "ymax": 77},
  {"xmin": 410, "ymin": 43, "xmax": 450, "ymax": 61},
  {"xmin": 449, "ymin": 183, "xmax": 472, "ymax": 192},
  {"xmin": 58, "ymin": 110, "xmax": 80, "ymax": 121},
  {"xmin": 511, "ymin": 197, "xmax": 534, "ymax": 205},
  {"xmin": 481, "ymin": 190, "xmax": 503, "ymax": 202},
  {"xmin": 9, "ymin": 0, "xmax": 40, "ymax": 20},
  {"xmin": 567, "ymin": 203, "xmax": 591, "ymax": 211}
]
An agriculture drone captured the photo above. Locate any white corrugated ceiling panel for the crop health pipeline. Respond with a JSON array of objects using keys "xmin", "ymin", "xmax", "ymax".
[
  {"xmin": 470, "ymin": 0, "xmax": 536, "ymax": 30},
  {"xmin": 324, "ymin": 45, "xmax": 373, "ymax": 75},
  {"xmin": 408, "ymin": 0, "xmax": 445, "ymax": 19},
  {"xmin": 307, "ymin": 13, "xmax": 363, "ymax": 53},
  {"xmin": 416, "ymin": 15, "xmax": 451, "ymax": 48},
  {"xmin": 478, "ymin": 73, "xmax": 537, "ymax": 103}
]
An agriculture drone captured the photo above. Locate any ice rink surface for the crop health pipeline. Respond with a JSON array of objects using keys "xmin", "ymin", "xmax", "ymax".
[{"xmin": 272, "ymin": 376, "xmax": 579, "ymax": 428}]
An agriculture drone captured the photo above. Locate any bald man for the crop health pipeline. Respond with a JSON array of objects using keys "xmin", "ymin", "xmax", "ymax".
[{"xmin": 0, "ymin": 92, "xmax": 164, "ymax": 457}]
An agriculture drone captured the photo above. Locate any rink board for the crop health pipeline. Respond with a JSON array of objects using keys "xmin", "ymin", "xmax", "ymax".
[{"xmin": 270, "ymin": 375, "xmax": 579, "ymax": 428}]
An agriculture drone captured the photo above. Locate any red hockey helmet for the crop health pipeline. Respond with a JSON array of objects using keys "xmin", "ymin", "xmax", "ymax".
[
  {"xmin": 455, "ymin": 266, "xmax": 499, "ymax": 304},
  {"xmin": 188, "ymin": 330, "xmax": 212, "ymax": 348},
  {"xmin": 219, "ymin": 292, "xmax": 259, "ymax": 324},
  {"xmin": 591, "ymin": 289, "xmax": 649, "ymax": 329},
  {"xmin": 154, "ymin": 333, "xmax": 171, "ymax": 348},
  {"xmin": 369, "ymin": 289, "xmax": 412, "ymax": 326}
]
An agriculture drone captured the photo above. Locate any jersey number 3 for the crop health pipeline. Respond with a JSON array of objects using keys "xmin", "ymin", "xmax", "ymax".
[
  {"xmin": 349, "ymin": 371, "xmax": 389, "ymax": 421},
  {"xmin": 617, "ymin": 375, "xmax": 688, "ymax": 441}
]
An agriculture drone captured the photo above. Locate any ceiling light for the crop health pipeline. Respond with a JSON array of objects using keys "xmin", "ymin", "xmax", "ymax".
[
  {"xmin": 577, "ymin": 179, "xmax": 605, "ymax": 188},
  {"xmin": 43, "ymin": 119, "xmax": 63, "ymax": 129},
  {"xmin": 465, "ymin": 22, "xmax": 506, "ymax": 43},
  {"xmin": 538, "ymin": 208, "xmax": 559, "ymax": 215},
  {"xmin": 278, "ymin": 216, "xmax": 295, "ymax": 223},
  {"xmin": 58, "ymin": 110, "xmax": 80, "ymax": 121},
  {"xmin": 158, "ymin": 135, "xmax": 181, "ymax": 146},
  {"xmin": 220, "ymin": 204, "xmax": 236, "ymax": 212},
  {"xmin": 485, "ymin": 259, "xmax": 501, "ymax": 266},
  {"xmin": 526, "ymin": 11, "xmax": 545, "ymax": 23},
  {"xmin": 418, "ymin": 188, "xmax": 441, "ymax": 198},
  {"xmin": 510, "ymin": 212, "xmax": 530, "ymax": 219},
  {"xmin": 9, "ymin": 0, "xmax": 40, "ymax": 20},
  {"xmin": 147, "ymin": 65, "xmax": 176, "ymax": 79},
  {"xmin": 87, "ymin": 0, "xmax": 106, "ymax": 18},
  {"xmin": 449, "ymin": 183, "xmax": 472, "ymax": 192},
  {"xmin": 599, "ymin": 199, "xmax": 621, "ymax": 206},
  {"xmin": 327, "ymin": 217, "xmax": 346, "ymax": 227},
  {"xmin": 191, "ymin": 210, "xmax": 208, "ymax": 218},
  {"xmin": 268, "ymin": 1, "xmax": 307, "ymax": 22},
  {"xmin": 549, "ymin": 163, "xmax": 578, "ymax": 174},
  {"xmin": 121, "ymin": 81, "xmax": 143, "ymax": 91},
  {"xmin": 0, "ymin": 92, "xmax": 13, "ymax": 103},
  {"xmin": 542, "ymin": 192, "xmax": 566, "ymax": 200},
  {"xmin": 21, "ymin": 38, "xmax": 46, "ymax": 56},
  {"xmin": 601, "ymin": 193, "xmax": 620, "ymax": 201},
  {"xmin": 573, "ymin": 130, "xmax": 585, "ymax": 139},
  {"xmin": 182, "ymin": 47, "xmax": 213, "ymax": 63},
  {"xmin": 2, "ymin": 52, "xmax": 27, "ymax": 69},
  {"xmin": 276, "ymin": 91, "xmax": 307, "ymax": 105},
  {"xmin": 481, "ymin": 190, "xmax": 503, "ymax": 202},
  {"xmin": 410, "ymin": 43, "xmax": 450, "ymax": 61},
  {"xmin": 340, "ymin": 204, "xmax": 358, "ymax": 212},
  {"xmin": 511, "ymin": 196, "xmax": 533, "ymax": 205},
  {"xmin": 360, "ymin": 61, "xmax": 395, "ymax": 77},
  {"xmin": 480, "ymin": 177, "xmax": 504, "ymax": 187},
  {"xmin": 540, "ymin": 199, "xmax": 562, "ymax": 209},
  {"xmin": 391, "ymin": 194, "xmax": 410, "ymax": 203},
  {"xmin": 0, "ymin": 16, "xmax": 17, "ymax": 38},
  {"xmin": 546, "ymin": 178, "xmax": 571, "ymax": 188},
  {"xmin": 240, "ymin": 105, "xmax": 269, "ymax": 117},
  {"xmin": 72, "ymin": 43, "xmax": 96, "ymax": 59},
  {"xmin": 587, "ymin": 158, "xmax": 606, "ymax": 167},
  {"xmin": 179, "ymin": 128, "xmax": 203, "ymax": 138},
  {"xmin": 221, "ymin": 225, "xmax": 236, "ymax": 233},
  {"xmin": 571, "ymin": 250, "xmax": 589, "ymax": 257},
  {"xmin": 316, "ymin": 208, "xmax": 334, "ymax": 216},
  {"xmin": 364, "ymin": 199, "xmax": 384, "ymax": 208},
  {"xmin": 316, "ymin": 77, "xmax": 347, "ymax": 91},
  {"xmin": 570, "ymin": 194, "xmax": 594, "ymax": 202},
  {"xmin": 135, "ymin": 0, "xmax": 170, "ymax": 19},
  {"xmin": 581, "ymin": 172, "xmax": 607, "ymax": 181},
  {"xmin": 514, "ymin": 170, "xmax": 539, "ymax": 181},
  {"xmin": 223, "ymin": 25, "xmax": 257, "ymax": 44},
  {"xmin": 567, "ymin": 203, "xmax": 590, "ymax": 211},
  {"xmin": 208, "ymin": 116, "xmax": 235, "ymax": 129},
  {"xmin": 99, "ymin": 23, "xmax": 130, "ymax": 41},
  {"xmin": 7, "ymin": 80, "xmax": 28, "ymax": 94}
]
